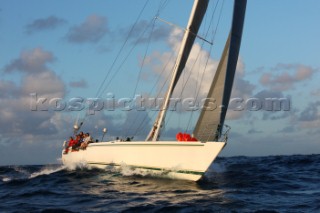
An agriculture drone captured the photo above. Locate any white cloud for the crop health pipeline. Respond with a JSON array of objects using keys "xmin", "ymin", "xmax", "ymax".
[
  {"xmin": 4, "ymin": 48, "xmax": 55, "ymax": 74},
  {"xmin": 144, "ymin": 28, "xmax": 217, "ymax": 101},
  {"xmin": 0, "ymin": 48, "xmax": 66, "ymax": 141},
  {"xmin": 143, "ymin": 28, "xmax": 254, "ymax": 122},
  {"xmin": 22, "ymin": 71, "xmax": 65, "ymax": 98}
]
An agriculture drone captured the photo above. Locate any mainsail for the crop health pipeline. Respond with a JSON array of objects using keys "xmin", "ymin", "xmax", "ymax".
[
  {"xmin": 194, "ymin": 0, "xmax": 247, "ymax": 141},
  {"xmin": 146, "ymin": 0, "xmax": 209, "ymax": 141}
]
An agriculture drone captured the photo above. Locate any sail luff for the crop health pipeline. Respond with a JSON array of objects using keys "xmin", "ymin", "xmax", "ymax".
[
  {"xmin": 218, "ymin": 0, "xmax": 247, "ymax": 134},
  {"xmin": 146, "ymin": 0, "xmax": 209, "ymax": 141}
]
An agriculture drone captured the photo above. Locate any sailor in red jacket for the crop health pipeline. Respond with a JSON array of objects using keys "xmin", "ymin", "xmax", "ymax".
[{"xmin": 63, "ymin": 136, "xmax": 76, "ymax": 154}]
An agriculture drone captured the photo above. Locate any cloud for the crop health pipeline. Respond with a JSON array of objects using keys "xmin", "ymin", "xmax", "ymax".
[
  {"xmin": 3, "ymin": 48, "xmax": 55, "ymax": 74},
  {"xmin": 254, "ymin": 90, "xmax": 291, "ymax": 113},
  {"xmin": 66, "ymin": 15, "xmax": 109, "ymax": 43},
  {"xmin": 141, "ymin": 28, "xmax": 255, "ymax": 122},
  {"xmin": 26, "ymin": 16, "xmax": 66, "ymax": 34},
  {"xmin": 226, "ymin": 58, "xmax": 255, "ymax": 120},
  {"xmin": 0, "ymin": 48, "xmax": 66, "ymax": 139},
  {"xmin": 21, "ymin": 71, "xmax": 65, "ymax": 98},
  {"xmin": 0, "ymin": 80, "xmax": 20, "ymax": 98},
  {"xmin": 311, "ymin": 88, "xmax": 320, "ymax": 96},
  {"xmin": 143, "ymin": 28, "xmax": 216, "ymax": 101},
  {"xmin": 69, "ymin": 79, "xmax": 88, "ymax": 88},
  {"xmin": 248, "ymin": 128, "xmax": 263, "ymax": 134},
  {"xmin": 278, "ymin": 126, "xmax": 296, "ymax": 133},
  {"xmin": 259, "ymin": 64, "xmax": 316, "ymax": 91},
  {"xmin": 298, "ymin": 101, "xmax": 320, "ymax": 122},
  {"xmin": 119, "ymin": 20, "xmax": 171, "ymax": 44}
]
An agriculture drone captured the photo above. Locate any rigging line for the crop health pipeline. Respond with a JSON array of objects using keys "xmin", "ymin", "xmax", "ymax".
[
  {"xmin": 124, "ymin": 0, "xmax": 172, "ymax": 137},
  {"xmin": 95, "ymin": 0, "xmax": 151, "ymax": 98},
  {"xmin": 164, "ymin": 1, "xmax": 220, "ymax": 132},
  {"xmin": 184, "ymin": 0, "xmax": 225, "ymax": 133},
  {"xmin": 130, "ymin": 0, "xmax": 170, "ymax": 98},
  {"xmin": 158, "ymin": 0, "xmax": 170, "ymax": 12},
  {"xmin": 165, "ymin": 39, "xmax": 205, "ymax": 130},
  {"xmin": 137, "ymin": 0, "xmax": 225, "ymax": 138},
  {"xmin": 133, "ymin": 50, "xmax": 181, "ymax": 137},
  {"xmin": 78, "ymin": 0, "xmax": 152, "ymax": 132},
  {"xmin": 99, "ymin": 18, "xmax": 156, "ymax": 98},
  {"xmin": 133, "ymin": 62, "xmax": 175, "ymax": 138},
  {"xmin": 100, "ymin": 0, "xmax": 171, "ymax": 98},
  {"xmin": 132, "ymin": 62, "xmax": 175, "ymax": 137},
  {"xmin": 131, "ymin": 18, "xmax": 157, "ymax": 98},
  {"xmin": 168, "ymin": 20, "xmax": 212, "ymax": 131},
  {"xmin": 192, "ymin": 0, "xmax": 225, "ymax": 105},
  {"xmin": 124, "ymin": 18, "xmax": 157, "ymax": 137},
  {"xmin": 156, "ymin": 17, "xmax": 213, "ymax": 45},
  {"xmin": 212, "ymin": 0, "xmax": 225, "ymax": 41},
  {"xmin": 128, "ymin": 55, "xmax": 173, "ymax": 136},
  {"xmin": 184, "ymin": 48, "xmax": 210, "ymax": 133},
  {"xmin": 205, "ymin": 0, "xmax": 221, "ymax": 41},
  {"xmin": 184, "ymin": 1, "xmax": 221, "ymax": 133},
  {"xmin": 128, "ymin": 31, "xmax": 181, "ymax": 135},
  {"xmin": 132, "ymin": 109, "xmax": 157, "ymax": 137},
  {"xmin": 130, "ymin": 50, "xmax": 176, "ymax": 137},
  {"xmin": 167, "ymin": 0, "xmax": 220, "ymax": 133}
]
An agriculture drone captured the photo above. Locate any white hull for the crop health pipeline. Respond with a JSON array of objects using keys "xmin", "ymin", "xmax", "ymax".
[{"xmin": 62, "ymin": 141, "xmax": 226, "ymax": 181}]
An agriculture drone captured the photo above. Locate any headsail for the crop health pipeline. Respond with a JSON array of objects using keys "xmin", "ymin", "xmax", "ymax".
[
  {"xmin": 146, "ymin": 0, "xmax": 209, "ymax": 141},
  {"xmin": 193, "ymin": 0, "xmax": 247, "ymax": 141},
  {"xmin": 193, "ymin": 35, "xmax": 231, "ymax": 141}
]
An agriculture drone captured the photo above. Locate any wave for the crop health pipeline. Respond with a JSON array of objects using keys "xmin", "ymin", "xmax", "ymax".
[
  {"xmin": 0, "ymin": 154, "xmax": 319, "ymax": 212},
  {"xmin": 29, "ymin": 165, "xmax": 65, "ymax": 179},
  {"xmin": 1, "ymin": 165, "xmax": 65, "ymax": 183}
]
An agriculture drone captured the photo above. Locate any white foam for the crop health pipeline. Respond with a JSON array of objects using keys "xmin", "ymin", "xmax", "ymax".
[
  {"xmin": 2, "ymin": 177, "xmax": 11, "ymax": 182},
  {"xmin": 118, "ymin": 163, "xmax": 165, "ymax": 177},
  {"xmin": 63, "ymin": 160, "xmax": 91, "ymax": 171},
  {"xmin": 29, "ymin": 165, "xmax": 65, "ymax": 179}
]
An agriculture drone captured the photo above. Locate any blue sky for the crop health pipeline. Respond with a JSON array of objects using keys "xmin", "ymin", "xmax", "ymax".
[{"xmin": 0, "ymin": 0, "xmax": 319, "ymax": 165}]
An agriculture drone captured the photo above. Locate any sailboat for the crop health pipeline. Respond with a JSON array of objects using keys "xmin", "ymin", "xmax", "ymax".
[{"xmin": 62, "ymin": 0, "xmax": 247, "ymax": 181}]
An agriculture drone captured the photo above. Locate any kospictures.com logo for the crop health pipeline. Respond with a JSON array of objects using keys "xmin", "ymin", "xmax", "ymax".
[{"xmin": 30, "ymin": 93, "xmax": 290, "ymax": 114}]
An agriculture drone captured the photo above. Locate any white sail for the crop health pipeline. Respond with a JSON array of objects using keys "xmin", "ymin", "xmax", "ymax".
[{"xmin": 146, "ymin": 0, "xmax": 209, "ymax": 141}]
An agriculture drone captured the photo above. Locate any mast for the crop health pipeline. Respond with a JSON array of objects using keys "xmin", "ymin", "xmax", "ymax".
[{"xmin": 146, "ymin": 0, "xmax": 209, "ymax": 141}]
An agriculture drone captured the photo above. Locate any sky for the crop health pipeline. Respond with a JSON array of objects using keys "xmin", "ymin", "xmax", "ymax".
[{"xmin": 0, "ymin": 0, "xmax": 320, "ymax": 165}]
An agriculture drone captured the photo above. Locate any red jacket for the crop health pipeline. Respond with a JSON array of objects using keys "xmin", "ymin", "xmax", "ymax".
[{"xmin": 68, "ymin": 139, "xmax": 77, "ymax": 147}]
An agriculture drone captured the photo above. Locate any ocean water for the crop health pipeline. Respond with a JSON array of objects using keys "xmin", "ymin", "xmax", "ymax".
[{"xmin": 0, "ymin": 154, "xmax": 319, "ymax": 213}]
